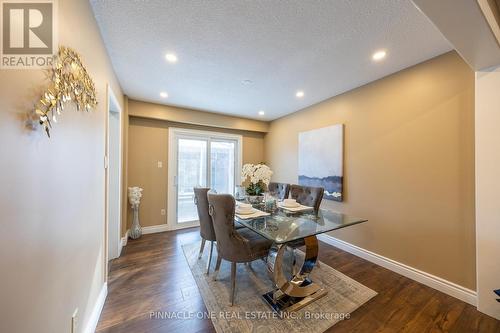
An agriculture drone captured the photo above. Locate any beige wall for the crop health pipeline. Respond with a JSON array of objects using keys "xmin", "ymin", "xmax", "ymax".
[
  {"xmin": 128, "ymin": 99, "xmax": 269, "ymax": 133},
  {"xmin": 127, "ymin": 116, "xmax": 265, "ymax": 229},
  {"xmin": 475, "ymin": 66, "xmax": 500, "ymax": 319},
  {"xmin": 0, "ymin": 1, "xmax": 123, "ymax": 332},
  {"xmin": 265, "ymin": 51, "xmax": 476, "ymax": 289}
]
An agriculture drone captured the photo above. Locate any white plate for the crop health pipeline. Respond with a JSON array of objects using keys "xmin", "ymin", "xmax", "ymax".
[
  {"xmin": 281, "ymin": 202, "xmax": 300, "ymax": 208},
  {"xmin": 236, "ymin": 208, "xmax": 254, "ymax": 215}
]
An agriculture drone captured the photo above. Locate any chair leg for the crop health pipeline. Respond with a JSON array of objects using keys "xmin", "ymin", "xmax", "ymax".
[
  {"xmin": 213, "ymin": 254, "xmax": 222, "ymax": 281},
  {"xmin": 206, "ymin": 241, "xmax": 214, "ymax": 275},
  {"xmin": 198, "ymin": 238, "xmax": 206, "ymax": 259},
  {"xmin": 230, "ymin": 262, "xmax": 237, "ymax": 306}
]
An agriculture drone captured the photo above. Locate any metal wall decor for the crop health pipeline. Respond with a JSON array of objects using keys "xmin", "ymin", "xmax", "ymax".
[{"xmin": 34, "ymin": 46, "xmax": 97, "ymax": 137}]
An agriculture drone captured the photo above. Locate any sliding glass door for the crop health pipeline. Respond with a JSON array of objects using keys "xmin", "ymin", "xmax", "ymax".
[
  {"xmin": 210, "ymin": 140, "xmax": 236, "ymax": 194},
  {"xmin": 168, "ymin": 128, "xmax": 242, "ymax": 229},
  {"xmin": 177, "ymin": 138, "xmax": 208, "ymax": 223}
]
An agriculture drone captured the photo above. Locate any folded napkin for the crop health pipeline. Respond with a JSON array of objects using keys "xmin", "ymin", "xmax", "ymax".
[
  {"xmin": 277, "ymin": 202, "xmax": 314, "ymax": 212},
  {"xmin": 235, "ymin": 209, "xmax": 270, "ymax": 220}
]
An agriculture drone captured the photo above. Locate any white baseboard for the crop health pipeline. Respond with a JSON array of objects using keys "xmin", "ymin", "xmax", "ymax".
[
  {"xmin": 83, "ymin": 282, "xmax": 107, "ymax": 333},
  {"xmin": 142, "ymin": 224, "xmax": 169, "ymax": 234},
  {"xmin": 121, "ymin": 225, "xmax": 169, "ymax": 244},
  {"xmin": 317, "ymin": 234, "xmax": 477, "ymax": 306},
  {"xmin": 119, "ymin": 230, "xmax": 129, "ymax": 254}
]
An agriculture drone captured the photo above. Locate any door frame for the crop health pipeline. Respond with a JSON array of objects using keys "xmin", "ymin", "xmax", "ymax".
[
  {"xmin": 167, "ymin": 127, "xmax": 242, "ymax": 230},
  {"xmin": 104, "ymin": 84, "xmax": 123, "ymax": 281}
]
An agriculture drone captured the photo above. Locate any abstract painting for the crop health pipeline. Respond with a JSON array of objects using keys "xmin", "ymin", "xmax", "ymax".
[{"xmin": 298, "ymin": 124, "xmax": 344, "ymax": 202}]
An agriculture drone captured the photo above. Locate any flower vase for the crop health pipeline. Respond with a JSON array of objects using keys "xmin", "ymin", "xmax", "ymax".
[
  {"xmin": 129, "ymin": 204, "xmax": 142, "ymax": 239},
  {"xmin": 247, "ymin": 195, "xmax": 264, "ymax": 205}
]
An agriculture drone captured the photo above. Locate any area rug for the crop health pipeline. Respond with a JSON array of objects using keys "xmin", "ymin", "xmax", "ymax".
[{"xmin": 181, "ymin": 241, "xmax": 377, "ymax": 333}]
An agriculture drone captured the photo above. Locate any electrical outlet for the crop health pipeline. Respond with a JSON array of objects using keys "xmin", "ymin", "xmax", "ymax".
[
  {"xmin": 160, "ymin": 209, "xmax": 166, "ymax": 216},
  {"xmin": 71, "ymin": 308, "xmax": 78, "ymax": 333},
  {"xmin": 157, "ymin": 161, "xmax": 163, "ymax": 168}
]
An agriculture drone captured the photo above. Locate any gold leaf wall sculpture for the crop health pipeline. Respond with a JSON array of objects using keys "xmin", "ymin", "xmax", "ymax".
[{"xmin": 35, "ymin": 46, "xmax": 98, "ymax": 137}]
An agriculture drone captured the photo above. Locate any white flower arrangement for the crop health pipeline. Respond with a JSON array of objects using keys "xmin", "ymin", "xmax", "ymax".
[
  {"xmin": 241, "ymin": 163, "xmax": 273, "ymax": 196},
  {"xmin": 128, "ymin": 186, "xmax": 143, "ymax": 208}
]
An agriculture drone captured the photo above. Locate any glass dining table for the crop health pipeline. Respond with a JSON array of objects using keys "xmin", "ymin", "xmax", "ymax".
[{"xmin": 235, "ymin": 204, "xmax": 368, "ymax": 312}]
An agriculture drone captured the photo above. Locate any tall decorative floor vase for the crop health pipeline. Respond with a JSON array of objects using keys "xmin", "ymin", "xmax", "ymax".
[
  {"xmin": 128, "ymin": 186, "xmax": 144, "ymax": 240},
  {"xmin": 129, "ymin": 204, "xmax": 142, "ymax": 239}
]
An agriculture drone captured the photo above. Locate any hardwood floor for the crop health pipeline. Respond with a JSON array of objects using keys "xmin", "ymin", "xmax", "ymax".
[{"xmin": 96, "ymin": 228, "xmax": 500, "ymax": 332}]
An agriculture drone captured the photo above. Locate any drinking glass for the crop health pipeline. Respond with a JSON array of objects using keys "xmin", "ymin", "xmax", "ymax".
[{"xmin": 234, "ymin": 185, "xmax": 246, "ymax": 201}]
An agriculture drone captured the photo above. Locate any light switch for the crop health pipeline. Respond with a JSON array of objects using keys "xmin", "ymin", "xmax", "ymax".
[
  {"xmin": 161, "ymin": 209, "xmax": 166, "ymax": 216},
  {"xmin": 157, "ymin": 161, "xmax": 163, "ymax": 168}
]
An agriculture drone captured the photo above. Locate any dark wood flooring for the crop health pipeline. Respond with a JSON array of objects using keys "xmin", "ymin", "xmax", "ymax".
[{"xmin": 96, "ymin": 228, "xmax": 500, "ymax": 333}]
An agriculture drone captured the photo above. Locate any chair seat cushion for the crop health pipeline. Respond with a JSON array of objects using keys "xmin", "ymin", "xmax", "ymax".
[{"xmin": 236, "ymin": 228, "xmax": 273, "ymax": 259}]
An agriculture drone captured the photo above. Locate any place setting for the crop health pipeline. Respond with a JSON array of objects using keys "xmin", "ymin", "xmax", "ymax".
[
  {"xmin": 235, "ymin": 202, "xmax": 270, "ymax": 219},
  {"xmin": 277, "ymin": 198, "xmax": 314, "ymax": 212}
]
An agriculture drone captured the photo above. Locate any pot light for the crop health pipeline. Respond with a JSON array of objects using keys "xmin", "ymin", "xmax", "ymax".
[
  {"xmin": 296, "ymin": 90, "xmax": 304, "ymax": 98},
  {"xmin": 165, "ymin": 53, "xmax": 178, "ymax": 63},
  {"xmin": 372, "ymin": 50, "xmax": 387, "ymax": 61},
  {"xmin": 160, "ymin": 92, "xmax": 168, "ymax": 98},
  {"xmin": 258, "ymin": 110, "xmax": 265, "ymax": 116}
]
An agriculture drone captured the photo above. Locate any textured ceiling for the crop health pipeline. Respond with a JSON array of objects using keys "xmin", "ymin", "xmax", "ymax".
[{"xmin": 90, "ymin": 0, "xmax": 451, "ymax": 120}]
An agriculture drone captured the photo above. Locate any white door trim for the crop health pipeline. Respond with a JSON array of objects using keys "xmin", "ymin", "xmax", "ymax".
[
  {"xmin": 104, "ymin": 84, "xmax": 123, "ymax": 279},
  {"xmin": 167, "ymin": 127, "xmax": 243, "ymax": 231}
]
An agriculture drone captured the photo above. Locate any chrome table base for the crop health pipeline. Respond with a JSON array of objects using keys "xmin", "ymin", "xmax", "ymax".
[
  {"xmin": 262, "ymin": 283, "xmax": 327, "ymax": 313},
  {"xmin": 264, "ymin": 235, "xmax": 328, "ymax": 312}
]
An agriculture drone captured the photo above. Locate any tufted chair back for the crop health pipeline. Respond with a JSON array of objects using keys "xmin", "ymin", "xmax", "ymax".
[
  {"xmin": 194, "ymin": 187, "xmax": 216, "ymax": 241},
  {"xmin": 207, "ymin": 193, "xmax": 253, "ymax": 262},
  {"xmin": 268, "ymin": 182, "xmax": 290, "ymax": 200},
  {"xmin": 290, "ymin": 185, "xmax": 324, "ymax": 211}
]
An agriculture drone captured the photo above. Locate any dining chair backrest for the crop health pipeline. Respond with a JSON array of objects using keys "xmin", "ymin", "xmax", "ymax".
[
  {"xmin": 194, "ymin": 187, "xmax": 216, "ymax": 241},
  {"xmin": 207, "ymin": 193, "xmax": 250, "ymax": 262},
  {"xmin": 268, "ymin": 182, "xmax": 290, "ymax": 200},
  {"xmin": 290, "ymin": 185, "xmax": 324, "ymax": 211}
]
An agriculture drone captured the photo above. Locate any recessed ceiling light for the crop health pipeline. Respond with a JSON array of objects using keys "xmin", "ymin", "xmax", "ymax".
[
  {"xmin": 258, "ymin": 110, "xmax": 265, "ymax": 116},
  {"xmin": 165, "ymin": 53, "xmax": 178, "ymax": 63},
  {"xmin": 242, "ymin": 79, "xmax": 253, "ymax": 85},
  {"xmin": 296, "ymin": 90, "xmax": 304, "ymax": 98},
  {"xmin": 160, "ymin": 92, "xmax": 168, "ymax": 98},
  {"xmin": 372, "ymin": 50, "xmax": 387, "ymax": 61}
]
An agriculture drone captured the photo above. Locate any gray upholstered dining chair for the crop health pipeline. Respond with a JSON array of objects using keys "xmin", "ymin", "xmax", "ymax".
[
  {"xmin": 207, "ymin": 193, "xmax": 273, "ymax": 306},
  {"xmin": 290, "ymin": 184, "xmax": 324, "ymax": 211},
  {"xmin": 194, "ymin": 187, "xmax": 245, "ymax": 275},
  {"xmin": 194, "ymin": 187, "xmax": 216, "ymax": 275},
  {"xmin": 268, "ymin": 182, "xmax": 290, "ymax": 200}
]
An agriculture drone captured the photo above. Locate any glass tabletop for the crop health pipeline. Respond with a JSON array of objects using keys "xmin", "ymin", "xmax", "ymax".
[{"xmin": 235, "ymin": 207, "xmax": 367, "ymax": 244}]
